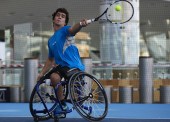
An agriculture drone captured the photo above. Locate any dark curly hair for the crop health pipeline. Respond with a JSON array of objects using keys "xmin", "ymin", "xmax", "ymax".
[{"xmin": 52, "ymin": 8, "xmax": 69, "ymax": 25}]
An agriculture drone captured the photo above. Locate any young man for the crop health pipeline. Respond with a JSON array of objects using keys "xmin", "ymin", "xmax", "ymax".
[{"xmin": 37, "ymin": 8, "xmax": 89, "ymax": 117}]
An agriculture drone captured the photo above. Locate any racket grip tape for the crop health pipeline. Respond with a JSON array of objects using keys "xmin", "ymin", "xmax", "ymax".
[
  {"xmin": 86, "ymin": 19, "xmax": 92, "ymax": 24},
  {"xmin": 79, "ymin": 19, "xmax": 94, "ymax": 26}
]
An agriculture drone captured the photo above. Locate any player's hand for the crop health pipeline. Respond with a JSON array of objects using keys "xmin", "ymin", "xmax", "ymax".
[{"xmin": 80, "ymin": 19, "xmax": 89, "ymax": 27}]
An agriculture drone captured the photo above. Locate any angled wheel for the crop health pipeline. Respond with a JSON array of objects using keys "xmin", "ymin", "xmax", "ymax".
[
  {"xmin": 69, "ymin": 72, "xmax": 108, "ymax": 121},
  {"xmin": 29, "ymin": 80, "xmax": 57, "ymax": 120}
]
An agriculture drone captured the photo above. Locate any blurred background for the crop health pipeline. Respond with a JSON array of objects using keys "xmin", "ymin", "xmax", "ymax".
[{"xmin": 0, "ymin": 0, "xmax": 170, "ymax": 103}]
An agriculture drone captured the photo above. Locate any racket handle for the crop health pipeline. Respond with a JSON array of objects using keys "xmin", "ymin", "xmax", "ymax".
[
  {"xmin": 79, "ymin": 19, "xmax": 94, "ymax": 26},
  {"xmin": 86, "ymin": 19, "xmax": 92, "ymax": 24}
]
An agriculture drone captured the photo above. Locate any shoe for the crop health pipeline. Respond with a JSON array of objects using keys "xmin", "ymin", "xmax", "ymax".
[{"xmin": 53, "ymin": 103, "xmax": 69, "ymax": 118}]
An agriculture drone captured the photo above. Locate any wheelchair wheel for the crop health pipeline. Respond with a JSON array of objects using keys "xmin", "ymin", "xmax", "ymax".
[
  {"xmin": 69, "ymin": 72, "xmax": 108, "ymax": 121},
  {"xmin": 29, "ymin": 80, "xmax": 57, "ymax": 121}
]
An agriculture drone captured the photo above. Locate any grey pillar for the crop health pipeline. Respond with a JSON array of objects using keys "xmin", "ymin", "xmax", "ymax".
[
  {"xmin": 82, "ymin": 58, "xmax": 92, "ymax": 96},
  {"xmin": 99, "ymin": 0, "xmax": 139, "ymax": 64},
  {"xmin": 0, "ymin": 59, "xmax": 2, "ymax": 85},
  {"xmin": 139, "ymin": 57, "xmax": 153, "ymax": 103},
  {"xmin": 0, "ymin": 69, "xmax": 2, "ymax": 85},
  {"xmin": 160, "ymin": 85, "xmax": 170, "ymax": 103},
  {"xmin": 119, "ymin": 86, "xmax": 133, "ymax": 103},
  {"xmin": 0, "ymin": 59, "xmax": 2, "ymax": 67},
  {"xmin": 105, "ymin": 85, "xmax": 112, "ymax": 103},
  {"xmin": 24, "ymin": 58, "xmax": 38, "ymax": 102},
  {"xmin": 10, "ymin": 87, "xmax": 21, "ymax": 102},
  {"xmin": 82, "ymin": 58, "xmax": 92, "ymax": 73},
  {"xmin": 98, "ymin": 85, "xmax": 112, "ymax": 104}
]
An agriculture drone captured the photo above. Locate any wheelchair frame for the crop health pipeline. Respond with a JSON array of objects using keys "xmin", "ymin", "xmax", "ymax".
[{"xmin": 29, "ymin": 69, "xmax": 108, "ymax": 122}]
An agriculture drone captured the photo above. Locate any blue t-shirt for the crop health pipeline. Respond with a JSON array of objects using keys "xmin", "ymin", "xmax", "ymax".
[{"xmin": 48, "ymin": 26, "xmax": 85, "ymax": 71}]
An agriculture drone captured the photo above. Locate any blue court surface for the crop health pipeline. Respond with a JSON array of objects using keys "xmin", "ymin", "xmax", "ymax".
[{"xmin": 0, "ymin": 103, "xmax": 170, "ymax": 122}]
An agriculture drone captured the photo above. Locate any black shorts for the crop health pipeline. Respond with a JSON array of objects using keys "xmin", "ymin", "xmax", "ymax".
[{"xmin": 54, "ymin": 65, "xmax": 80, "ymax": 79}]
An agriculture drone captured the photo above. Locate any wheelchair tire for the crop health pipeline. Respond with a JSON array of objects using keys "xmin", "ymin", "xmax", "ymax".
[
  {"xmin": 68, "ymin": 72, "xmax": 108, "ymax": 121},
  {"xmin": 29, "ymin": 81, "xmax": 57, "ymax": 120}
]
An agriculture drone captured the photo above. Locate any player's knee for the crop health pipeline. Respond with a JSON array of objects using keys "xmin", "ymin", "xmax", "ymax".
[{"xmin": 50, "ymin": 73, "xmax": 61, "ymax": 82}]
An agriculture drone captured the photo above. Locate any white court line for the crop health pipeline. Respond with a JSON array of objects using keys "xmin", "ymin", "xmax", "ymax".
[{"xmin": 0, "ymin": 110, "xmax": 20, "ymax": 112}]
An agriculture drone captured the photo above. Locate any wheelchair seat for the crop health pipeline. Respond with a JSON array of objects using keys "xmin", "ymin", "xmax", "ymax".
[
  {"xmin": 41, "ymin": 66, "xmax": 80, "ymax": 81},
  {"xmin": 64, "ymin": 68, "xmax": 80, "ymax": 80}
]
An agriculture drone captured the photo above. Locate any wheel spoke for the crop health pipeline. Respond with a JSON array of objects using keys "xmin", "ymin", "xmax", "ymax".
[
  {"xmin": 29, "ymin": 81, "xmax": 58, "ymax": 120},
  {"xmin": 69, "ymin": 72, "xmax": 108, "ymax": 121}
]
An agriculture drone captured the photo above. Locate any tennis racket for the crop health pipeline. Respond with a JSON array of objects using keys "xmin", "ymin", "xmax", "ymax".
[{"xmin": 81, "ymin": 0, "xmax": 134, "ymax": 25}]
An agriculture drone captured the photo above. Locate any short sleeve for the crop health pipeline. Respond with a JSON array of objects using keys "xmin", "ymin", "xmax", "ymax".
[{"xmin": 63, "ymin": 25, "xmax": 74, "ymax": 36}]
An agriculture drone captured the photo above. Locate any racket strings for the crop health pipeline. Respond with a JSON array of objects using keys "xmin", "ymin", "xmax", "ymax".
[{"xmin": 106, "ymin": 1, "xmax": 134, "ymax": 24}]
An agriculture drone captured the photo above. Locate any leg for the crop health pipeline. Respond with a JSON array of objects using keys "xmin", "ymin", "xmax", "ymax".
[
  {"xmin": 50, "ymin": 72, "xmax": 64, "ymax": 100},
  {"xmin": 50, "ymin": 72, "xmax": 68, "ymax": 119}
]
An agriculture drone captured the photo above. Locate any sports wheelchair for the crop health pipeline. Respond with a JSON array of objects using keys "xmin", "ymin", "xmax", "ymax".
[{"xmin": 29, "ymin": 66, "xmax": 108, "ymax": 122}]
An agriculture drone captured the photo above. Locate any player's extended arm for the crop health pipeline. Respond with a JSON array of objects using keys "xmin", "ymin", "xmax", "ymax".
[{"xmin": 69, "ymin": 19, "xmax": 89, "ymax": 35}]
